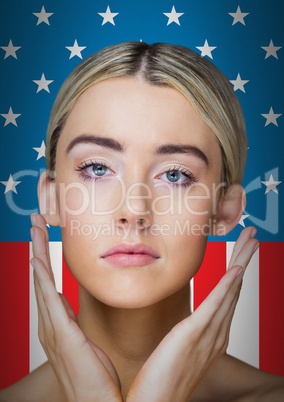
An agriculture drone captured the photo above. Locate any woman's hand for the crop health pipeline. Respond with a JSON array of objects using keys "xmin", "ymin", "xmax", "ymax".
[
  {"xmin": 30, "ymin": 213, "xmax": 123, "ymax": 402},
  {"xmin": 126, "ymin": 227, "xmax": 259, "ymax": 402}
]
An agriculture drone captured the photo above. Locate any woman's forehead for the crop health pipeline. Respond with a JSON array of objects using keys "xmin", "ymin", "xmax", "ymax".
[{"xmin": 60, "ymin": 77, "xmax": 219, "ymax": 152}]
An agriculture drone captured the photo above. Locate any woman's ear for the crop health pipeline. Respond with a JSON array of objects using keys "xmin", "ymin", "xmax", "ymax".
[
  {"xmin": 38, "ymin": 170, "xmax": 60, "ymax": 226},
  {"xmin": 213, "ymin": 184, "xmax": 246, "ymax": 236}
]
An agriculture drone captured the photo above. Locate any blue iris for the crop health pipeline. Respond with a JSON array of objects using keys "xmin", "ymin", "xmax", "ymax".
[
  {"xmin": 93, "ymin": 164, "xmax": 107, "ymax": 176},
  {"xmin": 166, "ymin": 170, "xmax": 181, "ymax": 182}
]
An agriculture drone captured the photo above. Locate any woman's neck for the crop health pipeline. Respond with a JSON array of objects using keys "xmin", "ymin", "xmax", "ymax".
[{"xmin": 77, "ymin": 284, "xmax": 191, "ymax": 397}]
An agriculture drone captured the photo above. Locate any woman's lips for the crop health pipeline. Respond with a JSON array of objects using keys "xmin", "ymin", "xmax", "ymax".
[{"xmin": 101, "ymin": 243, "xmax": 160, "ymax": 267}]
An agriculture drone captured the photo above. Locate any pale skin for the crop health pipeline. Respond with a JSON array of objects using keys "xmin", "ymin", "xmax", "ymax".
[{"xmin": 1, "ymin": 77, "xmax": 284, "ymax": 401}]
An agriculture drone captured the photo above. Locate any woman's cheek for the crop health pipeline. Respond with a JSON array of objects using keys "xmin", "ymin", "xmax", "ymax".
[
  {"xmin": 56, "ymin": 179, "xmax": 126, "ymax": 225},
  {"xmin": 154, "ymin": 186, "xmax": 214, "ymax": 234},
  {"xmin": 182, "ymin": 182, "xmax": 215, "ymax": 216}
]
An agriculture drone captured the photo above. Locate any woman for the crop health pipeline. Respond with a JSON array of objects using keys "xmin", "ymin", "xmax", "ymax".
[{"xmin": 1, "ymin": 42, "xmax": 283, "ymax": 401}]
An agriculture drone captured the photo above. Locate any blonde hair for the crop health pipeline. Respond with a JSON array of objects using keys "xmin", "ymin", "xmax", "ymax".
[{"xmin": 46, "ymin": 42, "xmax": 247, "ymax": 188}]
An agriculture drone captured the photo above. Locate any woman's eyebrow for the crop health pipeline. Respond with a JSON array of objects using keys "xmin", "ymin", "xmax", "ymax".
[
  {"xmin": 154, "ymin": 144, "xmax": 209, "ymax": 166},
  {"xmin": 66, "ymin": 134, "xmax": 124, "ymax": 154},
  {"xmin": 66, "ymin": 135, "xmax": 208, "ymax": 166}
]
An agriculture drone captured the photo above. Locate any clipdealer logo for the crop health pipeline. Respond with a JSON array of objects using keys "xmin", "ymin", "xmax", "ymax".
[{"xmin": 3, "ymin": 167, "xmax": 281, "ymax": 235}]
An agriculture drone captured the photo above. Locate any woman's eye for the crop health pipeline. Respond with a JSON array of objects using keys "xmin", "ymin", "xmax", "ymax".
[
  {"xmin": 157, "ymin": 168, "xmax": 196, "ymax": 188},
  {"xmin": 76, "ymin": 161, "xmax": 114, "ymax": 181}
]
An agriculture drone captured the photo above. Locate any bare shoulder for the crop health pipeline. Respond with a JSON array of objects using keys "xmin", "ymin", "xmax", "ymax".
[
  {"xmin": 0, "ymin": 362, "xmax": 65, "ymax": 402},
  {"xmin": 190, "ymin": 354, "xmax": 284, "ymax": 402}
]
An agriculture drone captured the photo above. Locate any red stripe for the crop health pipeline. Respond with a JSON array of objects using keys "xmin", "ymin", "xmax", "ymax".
[
  {"xmin": 62, "ymin": 256, "xmax": 79, "ymax": 315},
  {"xmin": 0, "ymin": 242, "xmax": 29, "ymax": 389},
  {"xmin": 259, "ymin": 242, "xmax": 284, "ymax": 376},
  {"xmin": 193, "ymin": 242, "xmax": 227, "ymax": 310}
]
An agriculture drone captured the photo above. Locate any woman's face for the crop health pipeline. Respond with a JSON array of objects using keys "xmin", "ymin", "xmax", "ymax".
[{"xmin": 54, "ymin": 77, "xmax": 222, "ymax": 308}]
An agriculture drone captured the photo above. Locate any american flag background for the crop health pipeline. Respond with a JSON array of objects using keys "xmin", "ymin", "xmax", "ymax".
[{"xmin": 0, "ymin": 0, "xmax": 283, "ymax": 389}]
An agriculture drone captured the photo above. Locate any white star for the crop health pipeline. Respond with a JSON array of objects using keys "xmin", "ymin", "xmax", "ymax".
[
  {"xmin": 98, "ymin": 6, "xmax": 119, "ymax": 26},
  {"xmin": 261, "ymin": 174, "xmax": 282, "ymax": 194},
  {"xmin": 33, "ymin": 73, "xmax": 54, "ymax": 93},
  {"xmin": 1, "ymin": 174, "xmax": 21, "ymax": 194},
  {"xmin": 196, "ymin": 40, "xmax": 217, "ymax": 59},
  {"xmin": 163, "ymin": 6, "xmax": 184, "ymax": 26},
  {"xmin": 33, "ymin": 140, "xmax": 46, "ymax": 160},
  {"xmin": 1, "ymin": 39, "xmax": 21, "ymax": 59},
  {"xmin": 66, "ymin": 39, "xmax": 86, "ymax": 59},
  {"xmin": 238, "ymin": 214, "xmax": 250, "ymax": 227},
  {"xmin": 261, "ymin": 40, "xmax": 282, "ymax": 59},
  {"xmin": 0, "ymin": 107, "xmax": 21, "ymax": 126},
  {"xmin": 229, "ymin": 6, "xmax": 249, "ymax": 26},
  {"xmin": 230, "ymin": 73, "xmax": 249, "ymax": 92},
  {"xmin": 33, "ymin": 6, "xmax": 54, "ymax": 26},
  {"xmin": 261, "ymin": 107, "xmax": 282, "ymax": 126}
]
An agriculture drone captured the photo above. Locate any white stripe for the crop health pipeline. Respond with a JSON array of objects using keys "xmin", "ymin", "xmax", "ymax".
[
  {"xmin": 29, "ymin": 241, "xmax": 63, "ymax": 372},
  {"xmin": 226, "ymin": 242, "xmax": 259, "ymax": 368},
  {"xmin": 190, "ymin": 278, "xmax": 194, "ymax": 313}
]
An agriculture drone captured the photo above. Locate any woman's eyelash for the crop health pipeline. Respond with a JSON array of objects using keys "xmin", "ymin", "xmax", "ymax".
[{"xmin": 76, "ymin": 160, "xmax": 109, "ymax": 170}]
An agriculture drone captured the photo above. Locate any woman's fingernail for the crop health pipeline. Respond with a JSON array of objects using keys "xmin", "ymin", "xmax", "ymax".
[
  {"xmin": 250, "ymin": 227, "xmax": 257, "ymax": 238},
  {"xmin": 30, "ymin": 227, "xmax": 34, "ymax": 240},
  {"xmin": 30, "ymin": 214, "xmax": 37, "ymax": 226}
]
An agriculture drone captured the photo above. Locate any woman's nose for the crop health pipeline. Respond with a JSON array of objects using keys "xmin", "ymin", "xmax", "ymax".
[
  {"xmin": 116, "ymin": 217, "xmax": 151, "ymax": 230},
  {"xmin": 114, "ymin": 182, "xmax": 153, "ymax": 229}
]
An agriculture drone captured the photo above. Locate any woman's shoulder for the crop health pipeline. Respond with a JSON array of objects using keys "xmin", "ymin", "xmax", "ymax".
[
  {"xmin": 190, "ymin": 354, "xmax": 284, "ymax": 402},
  {"xmin": 0, "ymin": 362, "xmax": 65, "ymax": 402}
]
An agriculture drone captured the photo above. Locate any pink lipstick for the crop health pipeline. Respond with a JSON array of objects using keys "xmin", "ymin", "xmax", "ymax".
[{"xmin": 101, "ymin": 243, "xmax": 160, "ymax": 267}]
